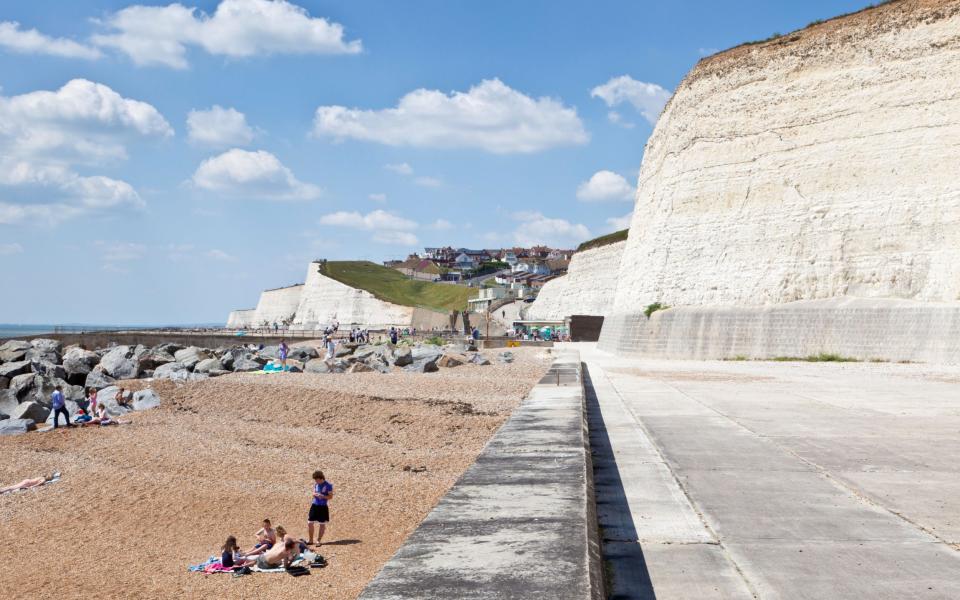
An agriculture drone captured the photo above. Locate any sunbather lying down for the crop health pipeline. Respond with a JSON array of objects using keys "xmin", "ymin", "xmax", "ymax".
[{"xmin": 1, "ymin": 472, "xmax": 60, "ymax": 494}]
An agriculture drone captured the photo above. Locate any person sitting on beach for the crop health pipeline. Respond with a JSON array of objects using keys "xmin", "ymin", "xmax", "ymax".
[
  {"xmin": 96, "ymin": 402, "xmax": 120, "ymax": 426},
  {"xmin": 220, "ymin": 535, "xmax": 241, "ymax": 568},
  {"xmin": 115, "ymin": 387, "xmax": 131, "ymax": 408},
  {"xmin": 242, "ymin": 518, "xmax": 276, "ymax": 556},
  {"xmin": 0, "ymin": 473, "xmax": 58, "ymax": 494},
  {"xmin": 240, "ymin": 538, "xmax": 297, "ymax": 570},
  {"xmin": 74, "ymin": 409, "xmax": 93, "ymax": 424},
  {"xmin": 275, "ymin": 526, "xmax": 309, "ymax": 554}
]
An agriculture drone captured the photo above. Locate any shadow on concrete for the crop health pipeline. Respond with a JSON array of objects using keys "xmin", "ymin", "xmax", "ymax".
[{"xmin": 583, "ymin": 364, "xmax": 656, "ymax": 600}]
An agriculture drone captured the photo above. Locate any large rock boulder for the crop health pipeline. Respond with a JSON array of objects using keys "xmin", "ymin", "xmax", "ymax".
[
  {"xmin": 31, "ymin": 360, "xmax": 67, "ymax": 380},
  {"xmin": 174, "ymin": 347, "xmax": 210, "ymax": 369},
  {"xmin": 9, "ymin": 373, "xmax": 37, "ymax": 401},
  {"xmin": 99, "ymin": 346, "xmax": 141, "ymax": 380},
  {"xmin": 0, "ymin": 340, "xmax": 30, "ymax": 362},
  {"xmin": 0, "ymin": 360, "xmax": 32, "ymax": 379},
  {"xmin": 334, "ymin": 344, "xmax": 356, "ymax": 358},
  {"xmin": 0, "ymin": 418, "xmax": 35, "ymax": 436},
  {"xmin": 232, "ymin": 357, "xmax": 264, "ymax": 372},
  {"xmin": 156, "ymin": 343, "xmax": 184, "ymax": 355},
  {"xmin": 193, "ymin": 358, "xmax": 222, "ymax": 374},
  {"xmin": 305, "ymin": 359, "xmax": 332, "ymax": 374},
  {"xmin": 289, "ymin": 346, "xmax": 319, "ymax": 361},
  {"xmin": 18, "ymin": 338, "xmax": 62, "ymax": 363},
  {"xmin": 348, "ymin": 362, "xmax": 374, "ymax": 373},
  {"xmin": 258, "ymin": 345, "xmax": 280, "ymax": 359},
  {"xmin": 63, "ymin": 347, "xmax": 100, "ymax": 385},
  {"xmin": 85, "ymin": 366, "xmax": 116, "ymax": 390},
  {"xmin": 97, "ymin": 386, "xmax": 133, "ymax": 416},
  {"xmin": 137, "ymin": 347, "xmax": 175, "ymax": 370},
  {"xmin": 132, "ymin": 389, "xmax": 161, "ymax": 411},
  {"xmin": 11, "ymin": 401, "xmax": 50, "ymax": 423},
  {"xmin": 437, "ymin": 353, "xmax": 468, "ymax": 368},
  {"xmin": 0, "ymin": 389, "xmax": 18, "ymax": 416},
  {"xmin": 153, "ymin": 362, "xmax": 187, "ymax": 380},
  {"xmin": 392, "ymin": 346, "xmax": 413, "ymax": 367},
  {"xmin": 0, "ymin": 376, "xmax": 7, "ymax": 390},
  {"xmin": 497, "ymin": 351, "xmax": 515, "ymax": 364},
  {"xmin": 470, "ymin": 353, "xmax": 492, "ymax": 366}
]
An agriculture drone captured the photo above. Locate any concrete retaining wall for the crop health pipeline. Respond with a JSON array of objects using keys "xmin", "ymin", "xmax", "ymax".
[
  {"xmin": 599, "ymin": 297, "xmax": 960, "ymax": 363},
  {"xmin": 359, "ymin": 350, "xmax": 604, "ymax": 600}
]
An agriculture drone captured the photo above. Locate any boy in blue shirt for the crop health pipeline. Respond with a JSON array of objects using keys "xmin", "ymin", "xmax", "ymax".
[{"xmin": 307, "ymin": 470, "xmax": 334, "ymax": 546}]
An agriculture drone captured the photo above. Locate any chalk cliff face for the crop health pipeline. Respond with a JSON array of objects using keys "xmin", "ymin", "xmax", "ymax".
[
  {"xmin": 610, "ymin": 1, "xmax": 960, "ymax": 316},
  {"xmin": 226, "ymin": 309, "xmax": 256, "ymax": 328},
  {"xmin": 252, "ymin": 285, "xmax": 303, "ymax": 326},
  {"xmin": 526, "ymin": 241, "xmax": 626, "ymax": 320},
  {"xmin": 292, "ymin": 262, "xmax": 413, "ymax": 329}
]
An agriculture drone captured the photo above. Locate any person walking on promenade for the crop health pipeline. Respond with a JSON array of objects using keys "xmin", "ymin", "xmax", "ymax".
[
  {"xmin": 51, "ymin": 386, "xmax": 72, "ymax": 429},
  {"xmin": 307, "ymin": 470, "xmax": 334, "ymax": 546}
]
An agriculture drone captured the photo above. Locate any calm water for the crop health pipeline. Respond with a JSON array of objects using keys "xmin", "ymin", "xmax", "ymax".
[{"xmin": 0, "ymin": 324, "xmax": 223, "ymax": 339}]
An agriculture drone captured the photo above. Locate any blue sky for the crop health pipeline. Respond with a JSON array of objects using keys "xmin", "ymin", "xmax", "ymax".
[{"xmin": 0, "ymin": 0, "xmax": 873, "ymax": 325}]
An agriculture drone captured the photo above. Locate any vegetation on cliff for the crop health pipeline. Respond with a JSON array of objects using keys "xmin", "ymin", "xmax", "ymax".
[
  {"xmin": 576, "ymin": 229, "xmax": 628, "ymax": 253},
  {"xmin": 318, "ymin": 261, "xmax": 473, "ymax": 312}
]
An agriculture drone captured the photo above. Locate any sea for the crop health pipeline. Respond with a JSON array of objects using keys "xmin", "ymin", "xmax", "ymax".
[{"xmin": 0, "ymin": 324, "xmax": 223, "ymax": 339}]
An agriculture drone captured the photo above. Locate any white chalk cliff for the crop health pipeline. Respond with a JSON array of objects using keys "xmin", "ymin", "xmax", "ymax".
[
  {"xmin": 292, "ymin": 262, "xmax": 414, "ymax": 329},
  {"xmin": 526, "ymin": 241, "xmax": 626, "ymax": 320},
  {"xmin": 599, "ymin": 1, "xmax": 960, "ymax": 361}
]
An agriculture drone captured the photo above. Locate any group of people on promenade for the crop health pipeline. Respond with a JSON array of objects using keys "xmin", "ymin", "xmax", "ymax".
[
  {"xmin": 50, "ymin": 386, "xmax": 124, "ymax": 429},
  {"xmin": 213, "ymin": 470, "xmax": 334, "ymax": 571}
]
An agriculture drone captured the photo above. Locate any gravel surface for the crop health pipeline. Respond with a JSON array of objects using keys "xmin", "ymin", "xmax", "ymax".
[{"xmin": 0, "ymin": 347, "xmax": 553, "ymax": 599}]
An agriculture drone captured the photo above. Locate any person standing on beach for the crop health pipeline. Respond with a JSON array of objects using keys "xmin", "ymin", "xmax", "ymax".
[
  {"xmin": 307, "ymin": 470, "xmax": 334, "ymax": 545},
  {"xmin": 278, "ymin": 339, "xmax": 289, "ymax": 371},
  {"xmin": 324, "ymin": 336, "xmax": 336, "ymax": 362},
  {"xmin": 51, "ymin": 386, "xmax": 71, "ymax": 429}
]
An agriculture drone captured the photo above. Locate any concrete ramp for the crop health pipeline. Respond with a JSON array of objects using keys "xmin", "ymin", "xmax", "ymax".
[{"xmin": 360, "ymin": 350, "xmax": 604, "ymax": 600}]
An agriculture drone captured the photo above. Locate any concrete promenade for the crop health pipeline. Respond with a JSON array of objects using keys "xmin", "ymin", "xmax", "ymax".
[
  {"xmin": 579, "ymin": 343, "xmax": 960, "ymax": 599},
  {"xmin": 360, "ymin": 349, "xmax": 604, "ymax": 599}
]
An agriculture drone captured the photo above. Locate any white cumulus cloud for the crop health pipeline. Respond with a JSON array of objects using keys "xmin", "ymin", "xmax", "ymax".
[
  {"xmin": 591, "ymin": 75, "xmax": 671, "ymax": 126},
  {"xmin": 576, "ymin": 170, "xmax": 635, "ymax": 202},
  {"xmin": 511, "ymin": 211, "xmax": 590, "ymax": 247},
  {"xmin": 429, "ymin": 219, "xmax": 453, "ymax": 230},
  {"xmin": 606, "ymin": 213, "xmax": 632, "ymax": 231},
  {"xmin": 92, "ymin": 0, "xmax": 362, "ymax": 69},
  {"xmin": 0, "ymin": 242, "xmax": 24, "ymax": 255},
  {"xmin": 384, "ymin": 163, "xmax": 413, "ymax": 175},
  {"xmin": 368, "ymin": 192, "xmax": 387, "ymax": 202},
  {"xmin": 187, "ymin": 105, "xmax": 255, "ymax": 147},
  {"xmin": 192, "ymin": 148, "xmax": 320, "ymax": 200},
  {"xmin": 319, "ymin": 209, "xmax": 417, "ymax": 231},
  {"xmin": 0, "ymin": 79, "xmax": 169, "ymax": 225},
  {"xmin": 0, "ymin": 21, "xmax": 103, "ymax": 60},
  {"xmin": 315, "ymin": 78, "xmax": 588, "ymax": 154}
]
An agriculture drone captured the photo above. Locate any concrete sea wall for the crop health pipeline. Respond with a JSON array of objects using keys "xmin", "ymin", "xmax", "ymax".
[
  {"xmin": 359, "ymin": 350, "xmax": 604, "ymax": 599},
  {"xmin": 599, "ymin": 297, "xmax": 960, "ymax": 363},
  {"xmin": 527, "ymin": 241, "xmax": 625, "ymax": 321},
  {"xmin": 602, "ymin": 1, "xmax": 960, "ymax": 361}
]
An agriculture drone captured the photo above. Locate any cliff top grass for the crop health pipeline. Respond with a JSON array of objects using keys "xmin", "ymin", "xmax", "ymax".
[
  {"xmin": 318, "ymin": 260, "xmax": 473, "ymax": 312},
  {"xmin": 576, "ymin": 228, "xmax": 628, "ymax": 253}
]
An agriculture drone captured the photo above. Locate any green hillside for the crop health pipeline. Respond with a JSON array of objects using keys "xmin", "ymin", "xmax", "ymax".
[
  {"xmin": 576, "ymin": 228, "xmax": 628, "ymax": 252},
  {"xmin": 318, "ymin": 261, "xmax": 473, "ymax": 312}
]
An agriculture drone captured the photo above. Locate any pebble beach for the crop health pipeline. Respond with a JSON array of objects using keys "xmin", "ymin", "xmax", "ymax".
[{"xmin": 0, "ymin": 346, "xmax": 553, "ymax": 599}]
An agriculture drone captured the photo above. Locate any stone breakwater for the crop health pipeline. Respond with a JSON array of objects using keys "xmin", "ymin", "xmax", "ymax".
[
  {"xmin": 0, "ymin": 337, "xmax": 511, "ymax": 433},
  {"xmin": 598, "ymin": 0, "xmax": 960, "ymax": 362},
  {"xmin": 527, "ymin": 241, "xmax": 626, "ymax": 321}
]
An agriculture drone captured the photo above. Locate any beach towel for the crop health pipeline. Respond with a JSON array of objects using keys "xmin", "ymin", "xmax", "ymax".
[
  {"xmin": 188, "ymin": 556, "xmax": 219, "ymax": 572},
  {"xmin": 0, "ymin": 472, "xmax": 61, "ymax": 495}
]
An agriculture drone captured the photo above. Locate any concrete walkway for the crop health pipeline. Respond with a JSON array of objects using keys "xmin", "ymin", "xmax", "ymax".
[{"xmin": 578, "ymin": 343, "xmax": 960, "ymax": 599}]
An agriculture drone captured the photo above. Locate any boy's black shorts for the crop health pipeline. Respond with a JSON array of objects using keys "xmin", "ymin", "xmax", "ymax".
[{"xmin": 309, "ymin": 504, "xmax": 330, "ymax": 523}]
